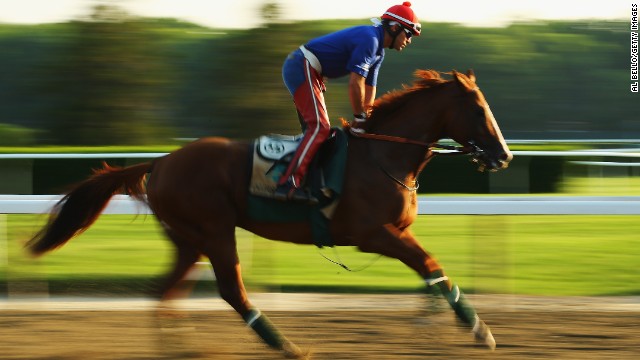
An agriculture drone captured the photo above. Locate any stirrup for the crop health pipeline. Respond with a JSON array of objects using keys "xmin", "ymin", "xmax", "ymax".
[{"xmin": 274, "ymin": 184, "xmax": 319, "ymax": 205}]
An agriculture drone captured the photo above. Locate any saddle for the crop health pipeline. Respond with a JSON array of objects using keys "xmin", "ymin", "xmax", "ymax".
[
  {"xmin": 249, "ymin": 128, "xmax": 347, "ymax": 206},
  {"xmin": 247, "ymin": 127, "xmax": 348, "ymax": 247}
]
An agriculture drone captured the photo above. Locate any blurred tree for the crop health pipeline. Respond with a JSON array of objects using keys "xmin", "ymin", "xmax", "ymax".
[
  {"xmin": 260, "ymin": 2, "xmax": 283, "ymax": 24},
  {"xmin": 0, "ymin": 123, "xmax": 37, "ymax": 146},
  {"xmin": 43, "ymin": 3, "xmax": 173, "ymax": 145},
  {"xmin": 0, "ymin": 18, "xmax": 636, "ymax": 142},
  {"xmin": 180, "ymin": 2, "xmax": 298, "ymax": 139}
]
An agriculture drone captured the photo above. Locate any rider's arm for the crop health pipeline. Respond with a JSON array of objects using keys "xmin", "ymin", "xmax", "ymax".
[
  {"xmin": 364, "ymin": 84, "xmax": 376, "ymax": 115},
  {"xmin": 349, "ymin": 72, "xmax": 369, "ymax": 116}
]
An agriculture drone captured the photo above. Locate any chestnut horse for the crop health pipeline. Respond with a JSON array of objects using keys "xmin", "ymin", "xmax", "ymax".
[{"xmin": 27, "ymin": 70, "xmax": 511, "ymax": 359}]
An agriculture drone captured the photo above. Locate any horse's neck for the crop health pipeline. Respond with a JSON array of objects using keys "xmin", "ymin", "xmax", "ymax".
[
  {"xmin": 370, "ymin": 94, "xmax": 445, "ymax": 143},
  {"xmin": 367, "ymin": 91, "xmax": 451, "ymax": 179},
  {"xmin": 365, "ymin": 101, "xmax": 443, "ymax": 178}
]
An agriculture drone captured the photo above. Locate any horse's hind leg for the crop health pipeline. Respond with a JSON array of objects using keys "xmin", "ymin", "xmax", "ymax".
[
  {"xmin": 152, "ymin": 228, "xmax": 202, "ymax": 358},
  {"xmin": 204, "ymin": 234, "xmax": 309, "ymax": 359},
  {"xmin": 156, "ymin": 228, "xmax": 201, "ymax": 302}
]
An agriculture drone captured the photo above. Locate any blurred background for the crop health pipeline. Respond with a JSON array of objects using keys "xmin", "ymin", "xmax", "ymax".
[
  {"xmin": 0, "ymin": 0, "xmax": 635, "ymax": 145},
  {"xmin": 0, "ymin": 1, "xmax": 638, "ymax": 299}
]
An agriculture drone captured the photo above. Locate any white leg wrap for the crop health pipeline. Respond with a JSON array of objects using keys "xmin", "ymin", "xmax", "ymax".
[
  {"xmin": 452, "ymin": 285, "xmax": 460, "ymax": 303},
  {"xmin": 425, "ymin": 276, "xmax": 449, "ymax": 286},
  {"xmin": 471, "ymin": 315, "xmax": 481, "ymax": 333},
  {"xmin": 245, "ymin": 309, "xmax": 262, "ymax": 327}
]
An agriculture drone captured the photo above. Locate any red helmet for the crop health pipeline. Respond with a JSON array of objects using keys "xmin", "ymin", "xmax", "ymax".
[{"xmin": 381, "ymin": 2, "xmax": 421, "ymax": 36}]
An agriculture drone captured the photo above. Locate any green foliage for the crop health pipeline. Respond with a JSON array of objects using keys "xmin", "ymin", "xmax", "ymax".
[
  {"xmin": 0, "ymin": 124, "xmax": 37, "ymax": 146},
  {"xmin": 43, "ymin": 5, "xmax": 176, "ymax": 145},
  {"xmin": 0, "ymin": 17, "xmax": 634, "ymax": 144}
]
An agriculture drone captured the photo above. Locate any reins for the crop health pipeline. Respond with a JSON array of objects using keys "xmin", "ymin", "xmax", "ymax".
[
  {"xmin": 347, "ymin": 127, "xmax": 480, "ymax": 192},
  {"xmin": 347, "ymin": 127, "xmax": 477, "ymax": 155},
  {"xmin": 318, "ymin": 247, "xmax": 382, "ymax": 272},
  {"xmin": 377, "ymin": 163, "xmax": 420, "ymax": 192},
  {"xmin": 348, "ymin": 129, "xmax": 432, "ymax": 147}
]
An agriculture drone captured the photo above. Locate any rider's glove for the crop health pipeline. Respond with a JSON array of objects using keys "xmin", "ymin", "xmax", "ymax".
[{"xmin": 351, "ymin": 112, "xmax": 367, "ymax": 134}]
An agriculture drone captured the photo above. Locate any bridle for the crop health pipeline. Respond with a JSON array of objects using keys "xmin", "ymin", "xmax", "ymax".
[
  {"xmin": 348, "ymin": 127, "xmax": 486, "ymax": 192},
  {"xmin": 348, "ymin": 128, "xmax": 481, "ymax": 153}
]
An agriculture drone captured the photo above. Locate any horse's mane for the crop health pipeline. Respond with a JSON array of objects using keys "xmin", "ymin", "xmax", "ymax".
[{"xmin": 370, "ymin": 70, "xmax": 452, "ymax": 119}]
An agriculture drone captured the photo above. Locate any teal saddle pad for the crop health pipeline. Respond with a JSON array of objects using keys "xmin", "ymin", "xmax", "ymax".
[{"xmin": 246, "ymin": 127, "xmax": 348, "ymax": 247}]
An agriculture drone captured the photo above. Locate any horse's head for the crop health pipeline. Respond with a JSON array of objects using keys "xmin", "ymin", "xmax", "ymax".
[
  {"xmin": 445, "ymin": 70, "xmax": 512, "ymax": 172},
  {"xmin": 366, "ymin": 69, "xmax": 512, "ymax": 172}
]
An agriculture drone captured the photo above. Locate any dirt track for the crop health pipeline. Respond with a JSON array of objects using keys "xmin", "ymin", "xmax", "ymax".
[{"xmin": 1, "ymin": 295, "xmax": 639, "ymax": 359}]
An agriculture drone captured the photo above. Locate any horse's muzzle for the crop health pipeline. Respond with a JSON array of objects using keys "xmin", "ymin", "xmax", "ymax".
[{"xmin": 471, "ymin": 147, "xmax": 512, "ymax": 172}]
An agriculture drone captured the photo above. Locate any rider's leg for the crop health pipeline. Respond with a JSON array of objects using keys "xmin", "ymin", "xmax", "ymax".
[
  {"xmin": 276, "ymin": 56, "xmax": 329, "ymax": 203},
  {"xmin": 285, "ymin": 87, "xmax": 330, "ymax": 188},
  {"xmin": 282, "ymin": 61, "xmax": 329, "ymax": 187}
]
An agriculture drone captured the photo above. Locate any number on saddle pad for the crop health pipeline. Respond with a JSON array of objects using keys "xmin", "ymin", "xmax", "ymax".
[{"xmin": 257, "ymin": 134, "xmax": 303, "ymax": 161}]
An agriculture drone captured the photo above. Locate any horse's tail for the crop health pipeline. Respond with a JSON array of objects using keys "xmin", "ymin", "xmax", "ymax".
[{"xmin": 26, "ymin": 162, "xmax": 152, "ymax": 256}]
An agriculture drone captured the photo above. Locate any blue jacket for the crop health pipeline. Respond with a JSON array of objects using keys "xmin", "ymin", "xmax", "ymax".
[{"xmin": 305, "ymin": 25, "xmax": 385, "ymax": 87}]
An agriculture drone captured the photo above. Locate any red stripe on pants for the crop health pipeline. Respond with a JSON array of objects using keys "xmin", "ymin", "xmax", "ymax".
[{"xmin": 279, "ymin": 60, "xmax": 330, "ymax": 187}]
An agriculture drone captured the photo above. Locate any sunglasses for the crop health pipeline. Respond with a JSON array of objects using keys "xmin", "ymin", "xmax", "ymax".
[
  {"xmin": 403, "ymin": 22, "xmax": 421, "ymax": 38},
  {"xmin": 403, "ymin": 28, "xmax": 413, "ymax": 39}
]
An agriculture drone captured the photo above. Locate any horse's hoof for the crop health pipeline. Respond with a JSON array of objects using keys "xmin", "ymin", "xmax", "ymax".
[
  {"xmin": 472, "ymin": 318, "xmax": 496, "ymax": 351},
  {"xmin": 282, "ymin": 341, "xmax": 311, "ymax": 359}
]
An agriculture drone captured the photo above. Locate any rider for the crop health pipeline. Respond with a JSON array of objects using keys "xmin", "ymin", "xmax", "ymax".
[{"xmin": 274, "ymin": 2, "xmax": 421, "ymax": 204}]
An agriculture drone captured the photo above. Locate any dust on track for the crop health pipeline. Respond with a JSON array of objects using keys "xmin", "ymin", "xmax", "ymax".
[{"xmin": 1, "ymin": 294, "xmax": 639, "ymax": 359}]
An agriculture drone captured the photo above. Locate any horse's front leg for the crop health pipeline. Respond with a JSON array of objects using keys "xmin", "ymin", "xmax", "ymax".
[{"xmin": 357, "ymin": 224, "xmax": 496, "ymax": 350}]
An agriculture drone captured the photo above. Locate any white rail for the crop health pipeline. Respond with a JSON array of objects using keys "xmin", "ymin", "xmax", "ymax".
[
  {"xmin": 0, "ymin": 195, "xmax": 638, "ymax": 215},
  {"xmin": 0, "ymin": 153, "xmax": 168, "ymax": 159},
  {"xmin": 417, "ymin": 196, "xmax": 640, "ymax": 215},
  {"xmin": 0, "ymin": 150, "xmax": 639, "ymax": 159}
]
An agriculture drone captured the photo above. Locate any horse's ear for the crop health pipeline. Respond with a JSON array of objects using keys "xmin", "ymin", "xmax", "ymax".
[
  {"xmin": 466, "ymin": 69, "xmax": 476, "ymax": 82},
  {"xmin": 453, "ymin": 70, "xmax": 476, "ymax": 93}
]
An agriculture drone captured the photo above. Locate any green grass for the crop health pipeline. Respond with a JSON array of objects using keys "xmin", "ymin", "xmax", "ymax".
[
  {"xmin": 2, "ymin": 213, "xmax": 638, "ymax": 297},
  {"xmin": 562, "ymin": 176, "xmax": 640, "ymax": 196}
]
